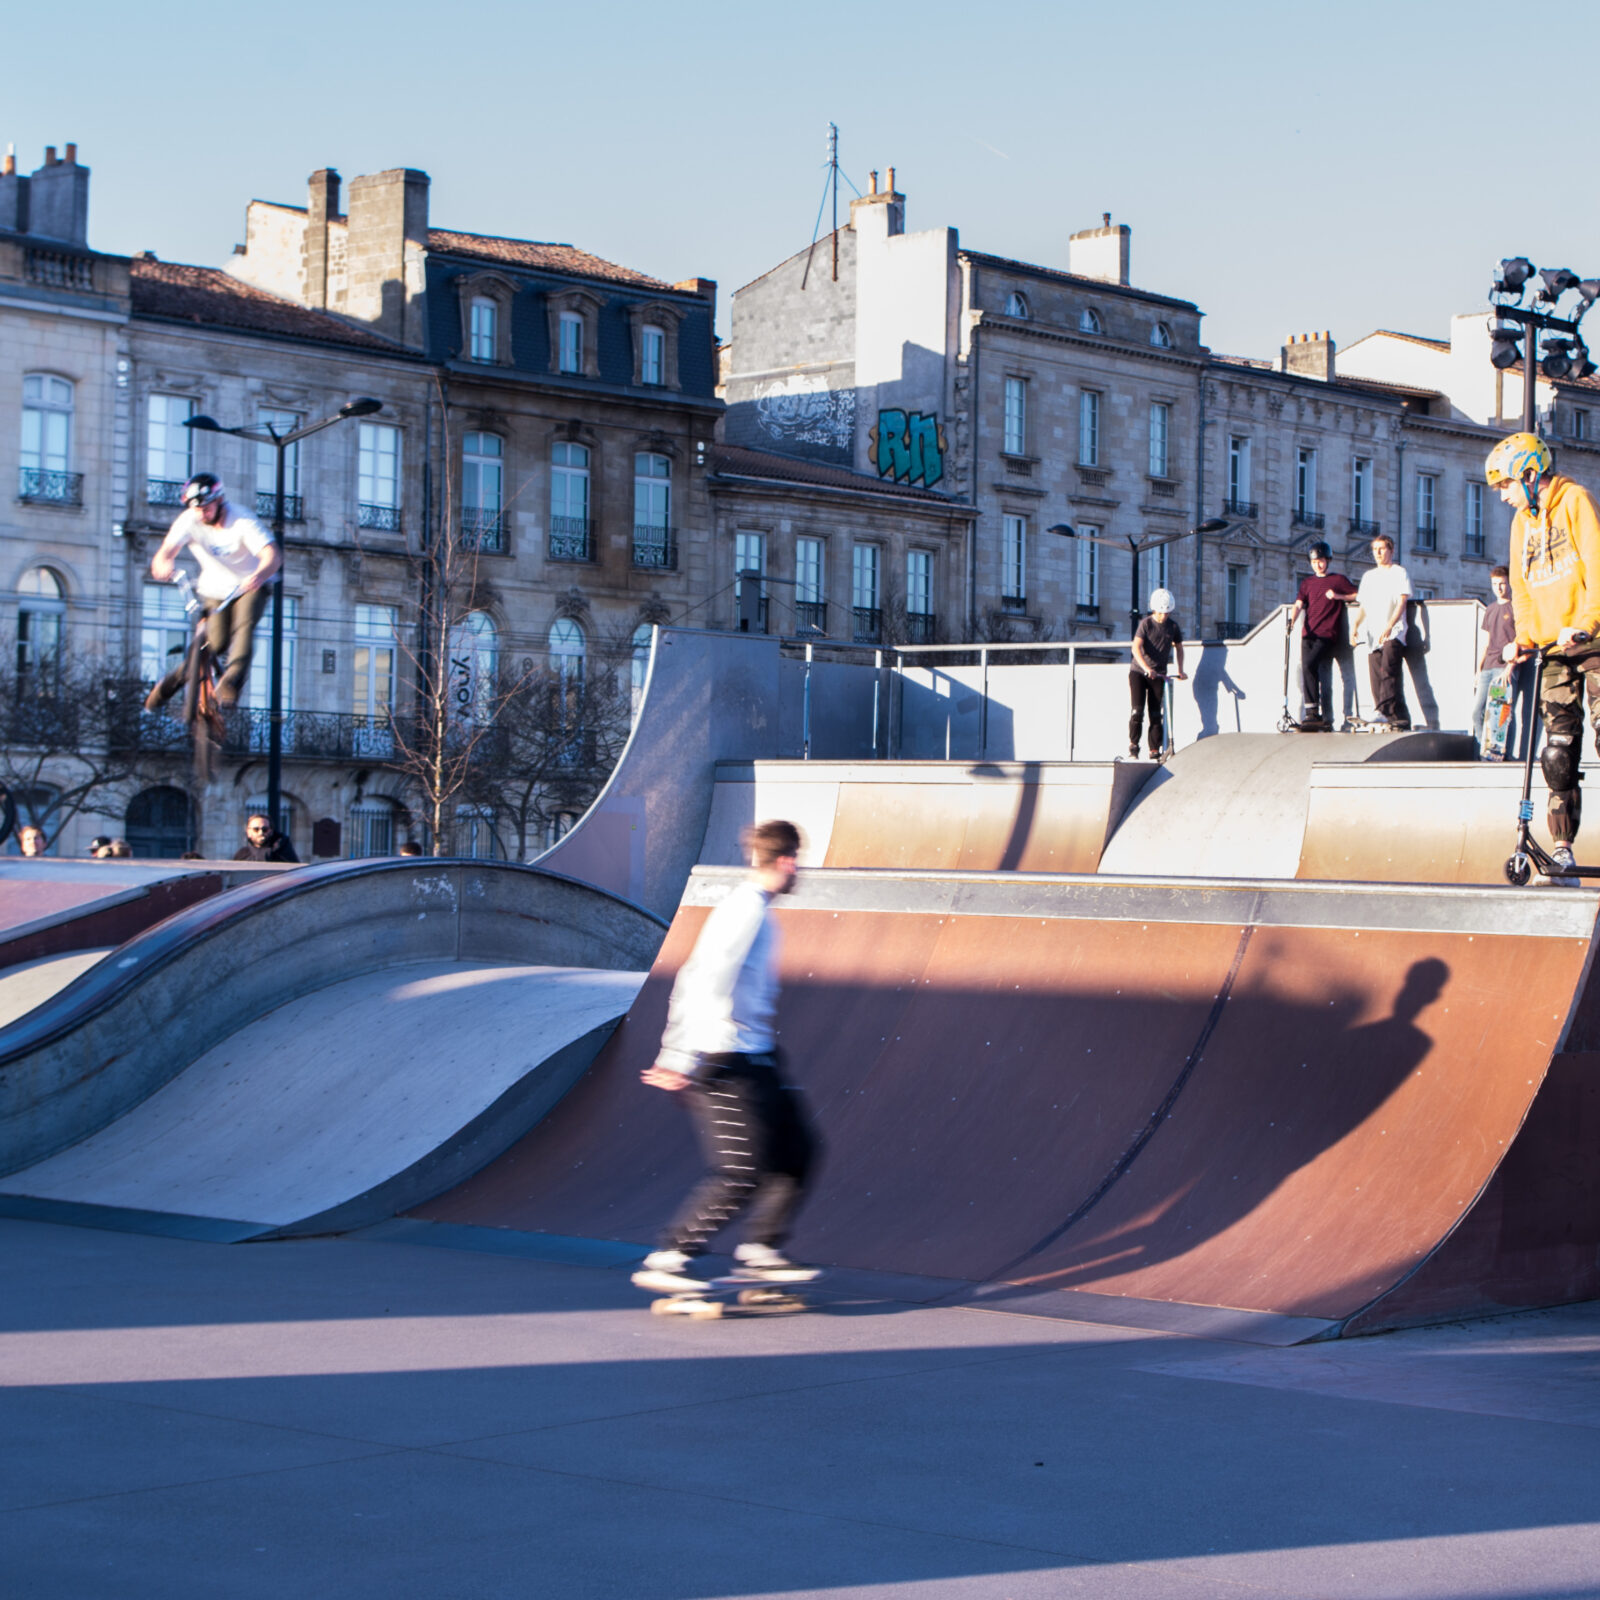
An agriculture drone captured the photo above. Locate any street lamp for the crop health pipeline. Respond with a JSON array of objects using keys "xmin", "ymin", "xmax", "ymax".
[
  {"xmin": 1048, "ymin": 517, "xmax": 1231, "ymax": 636},
  {"xmin": 184, "ymin": 399, "xmax": 383, "ymax": 829},
  {"xmin": 1487, "ymin": 258, "xmax": 1599, "ymax": 429}
]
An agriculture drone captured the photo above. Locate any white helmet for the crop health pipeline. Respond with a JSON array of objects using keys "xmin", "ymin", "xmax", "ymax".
[{"xmin": 1149, "ymin": 588, "xmax": 1176, "ymax": 614}]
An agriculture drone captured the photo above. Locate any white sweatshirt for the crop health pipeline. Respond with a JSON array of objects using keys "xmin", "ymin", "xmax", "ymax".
[
  {"xmin": 657, "ymin": 880, "xmax": 779, "ymax": 1075},
  {"xmin": 166, "ymin": 504, "xmax": 275, "ymax": 601}
]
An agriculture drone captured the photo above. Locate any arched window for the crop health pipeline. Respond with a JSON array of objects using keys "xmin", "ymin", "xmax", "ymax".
[
  {"xmin": 348, "ymin": 797, "xmax": 399, "ymax": 858},
  {"xmin": 126, "ymin": 785, "xmax": 196, "ymax": 859},
  {"xmin": 1004, "ymin": 292, "xmax": 1029, "ymax": 319},
  {"xmin": 449, "ymin": 610, "xmax": 498, "ymax": 724},
  {"xmin": 549, "ymin": 617, "xmax": 586, "ymax": 694},
  {"xmin": 550, "ymin": 441, "xmax": 591, "ymax": 560},
  {"xmin": 462, "ymin": 432, "xmax": 504, "ymax": 550},
  {"xmin": 1151, "ymin": 321, "xmax": 1173, "ymax": 349},
  {"xmin": 21, "ymin": 375, "xmax": 74, "ymax": 503},
  {"xmin": 1079, "ymin": 307, "xmax": 1103, "ymax": 335},
  {"xmin": 17, "ymin": 566, "xmax": 65, "ymax": 684},
  {"xmin": 631, "ymin": 622, "xmax": 653, "ymax": 714},
  {"xmin": 469, "ymin": 298, "xmax": 497, "ymax": 362},
  {"xmin": 633, "ymin": 453, "xmax": 673, "ymax": 567}
]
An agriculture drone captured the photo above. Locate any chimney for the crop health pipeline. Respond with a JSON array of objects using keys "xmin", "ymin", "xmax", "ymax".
[
  {"xmin": 27, "ymin": 142, "xmax": 89, "ymax": 246},
  {"xmin": 1068, "ymin": 213, "xmax": 1130, "ymax": 285},
  {"xmin": 306, "ymin": 167, "xmax": 341, "ymax": 308},
  {"xmin": 675, "ymin": 277, "xmax": 718, "ymax": 381},
  {"xmin": 1281, "ymin": 330, "xmax": 1336, "ymax": 381},
  {"xmin": 849, "ymin": 163, "xmax": 904, "ymax": 241},
  {"xmin": 345, "ymin": 167, "xmax": 430, "ymax": 348},
  {"xmin": 0, "ymin": 144, "xmax": 28, "ymax": 234}
]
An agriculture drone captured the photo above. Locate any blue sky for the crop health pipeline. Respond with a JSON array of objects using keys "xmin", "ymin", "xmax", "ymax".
[{"xmin": 8, "ymin": 0, "xmax": 1598, "ymax": 357}]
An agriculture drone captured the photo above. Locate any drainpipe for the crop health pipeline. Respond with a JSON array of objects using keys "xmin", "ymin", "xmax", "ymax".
[
  {"xmin": 1194, "ymin": 368, "xmax": 1209, "ymax": 636},
  {"xmin": 965, "ymin": 321, "xmax": 980, "ymax": 637},
  {"xmin": 1394, "ymin": 433, "xmax": 1407, "ymax": 563}
]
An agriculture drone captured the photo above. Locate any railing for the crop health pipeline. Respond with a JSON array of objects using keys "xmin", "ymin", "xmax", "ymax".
[
  {"xmin": 1414, "ymin": 518, "xmax": 1438, "ymax": 551},
  {"xmin": 147, "ymin": 478, "xmax": 186, "ymax": 506},
  {"xmin": 1348, "ymin": 517, "xmax": 1382, "ymax": 538},
  {"xmin": 1217, "ymin": 619, "xmax": 1251, "ymax": 639},
  {"xmin": 117, "ymin": 706, "xmax": 400, "ymax": 761},
  {"xmin": 794, "ymin": 600, "xmax": 826, "ymax": 636},
  {"xmin": 1149, "ymin": 478, "xmax": 1177, "ymax": 498},
  {"xmin": 459, "ymin": 507, "xmax": 506, "ymax": 552},
  {"xmin": 1223, "ymin": 497, "xmax": 1257, "ymax": 518},
  {"xmin": 632, "ymin": 525, "xmax": 677, "ymax": 569},
  {"xmin": 254, "ymin": 490, "xmax": 304, "ymax": 523},
  {"xmin": 1293, "ymin": 509, "xmax": 1325, "ymax": 530},
  {"xmin": 905, "ymin": 612, "xmax": 936, "ymax": 645},
  {"xmin": 1076, "ymin": 465, "xmax": 1110, "ymax": 489},
  {"xmin": 1001, "ymin": 594, "xmax": 1028, "ymax": 616},
  {"xmin": 18, "ymin": 468, "xmax": 83, "ymax": 506},
  {"xmin": 1465, "ymin": 531, "xmax": 1486, "ymax": 559},
  {"xmin": 852, "ymin": 606, "xmax": 883, "ymax": 644},
  {"xmin": 358, "ymin": 502, "xmax": 402, "ymax": 532},
  {"xmin": 1076, "ymin": 602, "xmax": 1101, "ymax": 620},
  {"xmin": 548, "ymin": 516, "xmax": 591, "ymax": 562},
  {"xmin": 1003, "ymin": 457, "xmax": 1033, "ymax": 477},
  {"xmin": 26, "ymin": 248, "xmax": 94, "ymax": 291}
]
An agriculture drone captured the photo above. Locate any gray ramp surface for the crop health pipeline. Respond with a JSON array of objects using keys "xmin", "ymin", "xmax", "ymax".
[
  {"xmin": 0, "ymin": 949, "xmax": 110, "ymax": 1027},
  {"xmin": 0, "ymin": 960, "xmax": 645, "ymax": 1235}
]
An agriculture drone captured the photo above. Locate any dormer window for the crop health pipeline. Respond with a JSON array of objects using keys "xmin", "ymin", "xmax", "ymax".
[
  {"xmin": 457, "ymin": 274, "xmax": 513, "ymax": 366},
  {"xmin": 641, "ymin": 326, "xmax": 665, "ymax": 386},
  {"xmin": 629, "ymin": 302, "xmax": 685, "ymax": 390},
  {"xmin": 1005, "ymin": 291, "xmax": 1029, "ymax": 319},
  {"xmin": 469, "ymin": 299, "xmax": 497, "ymax": 362},
  {"xmin": 548, "ymin": 289, "xmax": 602, "ymax": 379},
  {"xmin": 1151, "ymin": 321, "xmax": 1173, "ymax": 349},
  {"xmin": 1079, "ymin": 307, "xmax": 1103, "ymax": 335},
  {"xmin": 559, "ymin": 314, "xmax": 583, "ymax": 374}
]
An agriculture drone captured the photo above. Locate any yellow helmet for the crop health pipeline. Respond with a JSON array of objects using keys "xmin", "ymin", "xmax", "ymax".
[{"xmin": 1485, "ymin": 431, "xmax": 1553, "ymax": 488}]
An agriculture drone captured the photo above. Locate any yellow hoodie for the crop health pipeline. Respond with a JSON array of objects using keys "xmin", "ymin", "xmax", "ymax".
[{"xmin": 1509, "ymin": 474, "xmax": 1600, "ymax": 649}]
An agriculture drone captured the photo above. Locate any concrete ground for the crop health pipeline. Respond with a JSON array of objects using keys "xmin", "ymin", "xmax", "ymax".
[{"xmin": 4, "ymin": 1216, "xmax": 1598, "ymax": 1600}]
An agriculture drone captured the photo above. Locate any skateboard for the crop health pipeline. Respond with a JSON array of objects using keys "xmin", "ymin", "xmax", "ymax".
[
  {"xmin": 1481, "ymin": 678, "xmax": 1514, "ymax": 761},
  {"xmin": 643, "ymin": 1273, "xmax": 815, "ymax": 1319}
]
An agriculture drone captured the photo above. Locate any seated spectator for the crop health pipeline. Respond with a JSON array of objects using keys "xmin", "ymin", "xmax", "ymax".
[
  {"xmin": 108, "ymin": 839, "xmax": 132, "ymax": 858},
  {"xmin": 88, "ymin": 835, "xmax": 114, "ymax": 859},
  {"xmin": 234, "ymin": 813, "xmax": 299, "ymax": 864},
  {"xmin": 18, "ymin": 826, "xmax": 46, "ymax": 857},
  {"xmin": 398, "ymin": 841, "xmax": 423, "ymax": 857}
]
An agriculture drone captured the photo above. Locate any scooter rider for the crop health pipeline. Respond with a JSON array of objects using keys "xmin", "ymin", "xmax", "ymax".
[
  {"xmin": 1488, "ymin": 431, "xmax": 1600, "ymax": 880},
  {"xmin": 144, "ymin": 472, "xmax": 280, "ymax": 712}
]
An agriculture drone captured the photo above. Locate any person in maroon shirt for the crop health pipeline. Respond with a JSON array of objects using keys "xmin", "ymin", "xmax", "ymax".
[{"xmin": 1287, "ymin": 541, "xmax": 1358, "ymax": 728}]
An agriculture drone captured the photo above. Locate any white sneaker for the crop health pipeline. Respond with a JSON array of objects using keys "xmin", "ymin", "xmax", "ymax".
[
  {"xmin": 632, "ymin": 1249, "xmax": 705, "ymax": 1293},
  {"xmin": 733, "ymin": 1243, "xmax": 822, "ymax": 1282},
  {"xmin": 1543, "ymin": 844, "xmax": 1580, "ymax": 887}
]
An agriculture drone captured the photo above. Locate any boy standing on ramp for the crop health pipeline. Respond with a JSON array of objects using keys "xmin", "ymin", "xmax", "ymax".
[{"xmin": 632, "ymin": 819, "xmax": 821, "ymax": 1295}]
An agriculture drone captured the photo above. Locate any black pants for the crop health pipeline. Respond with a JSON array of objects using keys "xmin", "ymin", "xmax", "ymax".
[
  {"xmin": 1300, "ymin": 634, "xmax": 1339, "ymax": 722},
  {"xmin": 1366, "ymin": 639, "xmax": 1410, "ymax": 727},
  {"xmin": 151, "ymin": 589, "xmax": 268, "ymax": 707},
  {"xmin": 1128, "ymin": 670, "xmax": 1165, "ymax": 754},
  {"xmin": 662, "ymin": 1052, "xmax": 818, "ymax": 1256}
]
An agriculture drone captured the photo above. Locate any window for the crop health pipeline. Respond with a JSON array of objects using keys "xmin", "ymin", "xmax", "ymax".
[
  {"xmin": 1151, "ymin": 322, "xmax": 1173, "ymax": 349},
  {"xmin": 1227, "ymin": 564, "xmax": 1251, "ymax": 631},
  {"xmin": 1228, "ymin": 435, "xmax": 1251, "ymax": 509},
  {"xmin": 907, "ymin": 549, "xmax": 933, "ymax": 615},
  {"xmin": 1295, "ymin": 448, "xmax": 1318, "ymax": 518},
  {"xmin": 1079, "ymin": 307, "xmax": 1103, "ymax": 335},
  {"xmin": 1575, "ymin": 408, "xmax": 1590, "ymax": 441},
  {"xmin": 140, "ymin": 581, "xmax": 189, "ymax": 686},
  {"xmin": 1149, "ymin": 402, "xmax": 1171, "ymax": 478},
  {"xmin": 734, "ymin": 531, "xmax": 767, "ymax": 632},
  {"xmin": 550, "ymin": 441, "xmax": 590, "ymax": 559},
  {"xmin": 448, "ymin": 611, "xmax": 497, "ymax": 724},
  {"xmin": 348, "ymin": 798, "xmax": 396, "ymax": 859},
  {"xmin": 795, "ymin": 536, "xmax": 825, "ymax": 634},
  {"xmin": 640, "ymin": 325, "xmax": 665, "ymax": 386},
  {"xmin": 125, "ymin": 785, "xmax": 196, "ymax": 859},
  {"xmin": 17, "ymin": 567, "xmax": 64, "ymax": 684},
  {"xmin": 1466, "ymin": 480, "xmax": 1485, "ymax": 558},
  {"xmin": 147, "ymin": 393, "xmax": 193, "ymax": 500},
  {"xmin": 631, "ymin": 623, "xmax": 653, "ymax": 714},
  {"xmin": 1003, "ymin": 377, "xmax": 1027, "ymax": 455},
  {"xmin": 456, "ymin": 805, "xmax": 502, "ymax": 859},
  {"xmin": 469, "ymin": 298, "xmax": 497, "ymax": 363},
  {"xmin": 1352, "ymin": 456, "xmax": 1373, "ymax": 524},
  {"xmin": 852, "ymin": 544, "xmax": 881, "ymax": 642},
  {"xmin": 353, "ymin": 604, "xmax": 397, "ymax": 726},
  {"xmin": 1005, "ymin": 291, "xmax": 1029, "ymax": 319},
  {"xmin": 1075, "ymin": 532, "xmax": 1099, "ymax": 615},
  {"xmin": 1001, "ymin": 514, "xmax": 1027, "ymax": 608},
  {"xmin": 357, "ymin": 423, "xmax": 401, "ymax": 530},
  {"xmin": 254, "ymin": 409, "xmax": 301, "ymax": 521},
  {"xmin": 634, "ymin": 453, "xmax": 673, "ymax": 568},
  {"xmin": 549, "ymin": 617, "xmax": 586, "ymax": 706},
  {"xmin": 21, "ymin": 374, "xmax": 74, "ymax": 501},
  {"xmin": 559, "ymin": 312, "xmax": 584, "ymax": 374},
  {"xmin": 462, "ymin": 432, "xmax": 504, "ymax": 550},
  {"xmin": 1079, "ymin": 391, "xmax": 1100, "ymax": 466},
  {"xmin": 1150, "ymin": 541, "xmax": 1170, "ymax": 593},
  {"xmin": 1415, "ymin": 473, "xmax": 1438, "ymax": 551},
  {"xmin": 244, "ymin": 595, "xmax": 298, "ymax": 735}
]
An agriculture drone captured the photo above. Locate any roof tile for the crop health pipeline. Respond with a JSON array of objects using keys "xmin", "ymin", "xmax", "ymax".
[{"xmin": 427, "ymin": 229, "xmax": 671, "ymax": 290}]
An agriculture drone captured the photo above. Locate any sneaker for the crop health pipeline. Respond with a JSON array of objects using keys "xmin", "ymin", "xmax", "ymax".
[
  {"xmin": 732, "ymin": 1242, "xmax": 822, "ymax": 1283},
  {"xmin": 1127, "ymin": 744, "xmax": 1139, "ymax": 759},
  {"xmin": 1543, "ymin": 844, "xmax": 1580, "ymax": 887},
  {"xmin": 631, "ymin": 1249, "xmax": 706, "ymax": 1293}
]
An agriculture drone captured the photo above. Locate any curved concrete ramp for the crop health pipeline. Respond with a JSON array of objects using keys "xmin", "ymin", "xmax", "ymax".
[
  {"xmin": 0, "ymin": 961, "xmax": 644, "ymax": 1238},
  {"xmin": 418, "ymin": 865, "xmax": 1600, "ymax": 1339},
  {"xmin": 1098, "ymin": 731, "xmax": 1476, "ymax": 880},
  {"xmin": 701, "ymin": 760, "xmax": 1154, "ymax": 872},
  {"xmin": 0, "ymin": 950, "xmax": 111, "ymax": 1028}
]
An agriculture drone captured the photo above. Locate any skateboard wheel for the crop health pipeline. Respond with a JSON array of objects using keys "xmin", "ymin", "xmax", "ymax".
[{"xmin": 1505, "ymin": 853, "xmax": 1533, "ymax": 887}]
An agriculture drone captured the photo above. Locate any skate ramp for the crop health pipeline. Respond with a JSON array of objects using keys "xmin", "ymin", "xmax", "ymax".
[
  {"xmin": 0, "ymin": 950, "xmax": 112, "ymax": 1028},
  {"xmin": 417, "ymin": 866, "xmax": 1600, "ymax": 1339},
  {"xmin": 1097, "ymin": 731, "xmax": 1477, "ymax": 880},
  {"xmin": 0, "ymin": 961, "xmax": 645, "ymax": 1238},
  {"xmin": 700, "ymin": 760, "xmax": 1155, "ymax": 873}
]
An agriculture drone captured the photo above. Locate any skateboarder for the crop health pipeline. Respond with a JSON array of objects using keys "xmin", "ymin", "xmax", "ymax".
[
  {"xmin": 632, "ymin": 819, "xmax": 820, "ymax": 1296},
  {"xmin": 1287, "ymin": 541, "xmax": 1357, "ymax": 727},
  {"xmin": 1471, "ymin": 566, "xmax": 1526, "ymax": 759},
  {"xmin": 1489, "ymin": 431, "xmax": 1600, "ymax": 881},
  {"xmin": 1128, "ymin": 589, "xmax": 1186, "ymax": 759},
  {"xmin": 1349, "ymin": 534, "xmax": 1413, "ymax": 731}
]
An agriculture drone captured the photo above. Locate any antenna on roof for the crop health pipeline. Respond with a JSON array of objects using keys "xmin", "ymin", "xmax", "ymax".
[{"xmin": 801, "ymin": 123, "xmax": 843, "ymax": 292}]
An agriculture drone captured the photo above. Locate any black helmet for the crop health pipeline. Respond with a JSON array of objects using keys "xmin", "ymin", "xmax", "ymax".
[
  {"xmin": 1308, "ymin": 540, "xmax": 1331, "ymax": 561},
  {"xmin": 181, "ymin": 472, "xmax": 225, "ymax": 510}
]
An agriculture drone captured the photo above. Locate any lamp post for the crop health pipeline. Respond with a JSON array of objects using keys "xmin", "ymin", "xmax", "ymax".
[
  {"xmin": 1048, "ymin": 517, "xmax": 1231, "ymax": 636},
  {"xmin": 1487, "ymin": 259, "xmax": 1599, "ymax": 433},
  {"xmin": 184, "ymin": 398, "xmax": 383, "ymax": 830}
]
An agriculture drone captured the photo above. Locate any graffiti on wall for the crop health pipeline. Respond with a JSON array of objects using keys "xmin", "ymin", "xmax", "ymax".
[
  {"xmin": 870, "ymin": 409, "xmax": 946, "ymax": 489},
  {"xmin": 754, "ymin": 381, "xmax": 856, "ymax": 451}
]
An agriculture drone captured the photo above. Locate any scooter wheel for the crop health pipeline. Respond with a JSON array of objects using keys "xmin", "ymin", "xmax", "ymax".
[{"xmin": 1505, "ymin": 853, "xmax": 1533, "ymax": 887}]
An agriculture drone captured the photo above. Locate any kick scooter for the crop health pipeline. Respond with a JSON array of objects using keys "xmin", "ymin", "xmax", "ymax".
[{"xmin": 1505, "ymin": 639, "xmax": 1600, "ymax": 886}]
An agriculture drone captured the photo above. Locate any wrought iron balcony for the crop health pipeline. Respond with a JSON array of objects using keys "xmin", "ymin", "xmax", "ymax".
[
  {"xmin": 632, "ymin": 525, "xmax": 677, "ymax": 569},
  {"xmin": 18, "ymin": 468, "xmax": 83, "ymax": 506},
  {"xmin": 905, "ymin": 611, "xmax": 936, "ymax": 645},
  {"xmin": 1001, "ymin": 594, "xmax": 1028, "ymax": 616},
  {"xmin": 1414, "ymin": 517, "xmax": 1439, "ymax": 551},
  {"xmin": 1293, "ymin": 509, "xmax": 1325, "ymax": 530},
  {"xmin": 148, "ymin": 478, "xmax": 187, "ymax": 507},
  {"xmin": 852, "ymin": 606, "xmax": 883, "ymax": 644},
  {"xmin": 548, "ymin": 516, "xmax": 592, "ymax": 562},
  {"xmin": 117, "ymin": 705, "xmax": 398, "ymax": 761},
  {"xmin": 794, "ymin": 600, "xmax": 827, "ymax": 636},
  {"xmin": 1217, "ymin": 619, "xmax": 1251, "ymax": 640},
  {"xmin": 459, "ymin": 506, "xmax": 506, "ymax": 553},
  {"xmin": 1222, "ymin": 497, "xmax": 1258, "ymax": 518},
  {"xmin": 358, "ymin": 502, "xmax": 403, "ymax": 532},
  {"xmin": 1348, "ymin": 517, "xmax": 1382, "ymax": 538},
  {"xmin": 254, "ymin": 490, "xmax": 304, "ymax": 523},
  {"xmin": 1148, "ymin": 478, "xmax": 1177, "ymax": 498}
]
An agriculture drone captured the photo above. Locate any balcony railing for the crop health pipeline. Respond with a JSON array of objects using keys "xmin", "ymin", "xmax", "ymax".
[
  {"xmin": 1001, "ymin": 594, "xmax": 1028, "ymax": 616},
  {"xmin": 1465, "ymin": 531, "xmax": 1486, "ymax": 559},
  {"xmin": 548, "ymin": 516, "xmax": 592, "ymax": 562},
  {"xmin": 1223, "ymin": 497, "xmax": 1258, "ymax": 518},
  {"xmin": 1217, "ymin": 619, "xmax": 1251, "ymax": 640},
  {"xmin": 358, "ymin": 502, "xmax": 402, "ymax": 532},
  {"xmin": 1349, "ymin": 517, "xmax": 1382, "ymax": 538},
  {"xmin": 1414, "ymin": 517, "xmax": 1438, "ymax": 551},
  {"xmin": 26, "ymin": 247, "xmax": 94, "ymax": 291},
  {"xmin": 852, "ymin": 606, "xmax": 883, "ymax": 644},
  {"xmin": 115, "ymin": 705, "xmax": 402, "ymax": 761},
  {"xmin": 905, "ymin": 611, "xmax": 936, "ymax": 645},
  {"xmin": 632, "ymin": 525, "xmax": 677, "ymax": 569},
  {"xmin": 254, "ymin": 490, "xmax": 305, "ymax": 523},
  {"xmin": 1076, "ymin": 602, "xmax": 1101, "ymax": 620},
  {"xmin": 1293, "ymin": 509, "xmax": 1325, "ymax": 530},
  {"xmin": 148, "ymin": 477, "xmax": 187, "ymax": 506},
  {"xmin": 18, "ymin": 468, "xmax": 83, "ymax": 506},
  {"xmin": 459, "ymin": 506, "xmax": 506, "ymax": 553},
  {"xmin": 1148, "ymin": 478, "xmax": 1177, "ymax": 498},
  {"xmin": 794, "ymin": 600, "xmax": 826, "ymax": 636}
]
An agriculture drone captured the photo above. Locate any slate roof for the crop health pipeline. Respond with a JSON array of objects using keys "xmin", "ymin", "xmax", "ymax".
[
  {"xmin": 130, "ymin": 258, "xmax": 406, "ymax": 352},
  {"xmin": 709, "ymin": 443, "xmax": 967, "ymax": 507},
  {"xmin": 427, "ymin": 229, "xmax": 672, "ymax": 290}
]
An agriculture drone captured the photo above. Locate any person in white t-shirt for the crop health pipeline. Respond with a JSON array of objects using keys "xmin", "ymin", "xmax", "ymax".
[
  {"xmin": 144, "ymin": 473, "xmax": 280, "ymax": 711},
  {"xmin": 1349, "ymin": 534, "xmax": 1413, "ymax": 731}
]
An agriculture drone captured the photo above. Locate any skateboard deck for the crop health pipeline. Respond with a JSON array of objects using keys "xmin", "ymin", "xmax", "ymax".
[
  {"xmin": 1481, "ymin": 679, "xmax": 1513, "ymax": 760},
  {"xmin": 645, "ymin": 1274, "xmax": 815, "ymax": 1319}
]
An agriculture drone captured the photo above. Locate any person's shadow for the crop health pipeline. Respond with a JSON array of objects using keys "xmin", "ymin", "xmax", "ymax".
[{"xmin": 1191, "ymin": 642, "xmax": 1247, "ymax": 736}]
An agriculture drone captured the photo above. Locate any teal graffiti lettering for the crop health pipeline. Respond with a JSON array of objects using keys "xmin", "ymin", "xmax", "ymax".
[
  {"xmin": 876, "ymin": 409, "xmax": 911, "ymax": 481},
  {"xmin": 875, "ymin": 408, "xmax": 943, "ymax": 487},
  {"xmin": 907, "ymin": 413, "xmax": 944, "ymax": 488}
]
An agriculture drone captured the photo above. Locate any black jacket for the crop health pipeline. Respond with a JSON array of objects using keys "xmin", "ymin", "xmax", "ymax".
[{"xmin": 233, "ymin": 831, "xmax": 299, "ymax": 863}]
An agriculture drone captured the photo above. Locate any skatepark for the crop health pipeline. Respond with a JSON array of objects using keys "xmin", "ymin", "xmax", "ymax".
[{"xmin": 5, "ymin": 613, "xmax": 1600, "ymax": 1597}]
